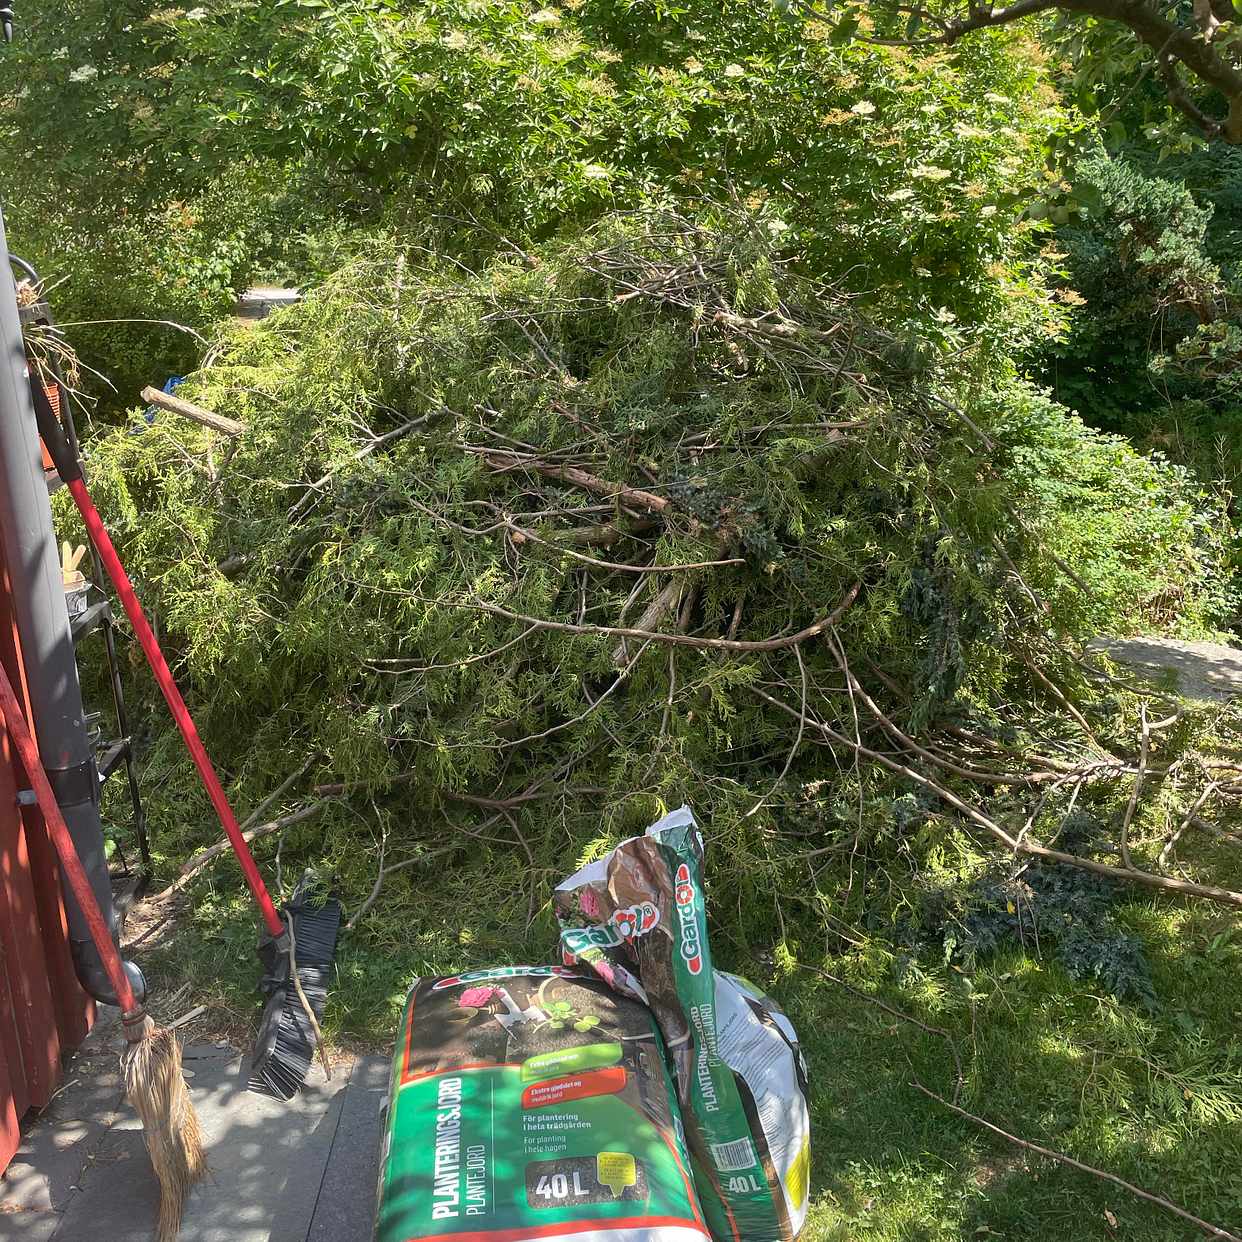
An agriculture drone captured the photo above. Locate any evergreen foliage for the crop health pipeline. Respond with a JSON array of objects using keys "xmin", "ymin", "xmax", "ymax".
[
  {"xmin": 907, "ymin": 811, "xmax": 1158, "ymax": 1007},
  {"xmin": 1043, "ymin": 149, "xmax": 1242, "ymax": 535},
  {"xmin": 68, "ymin": 208, "xmax": 1231, "ymax": 945}
]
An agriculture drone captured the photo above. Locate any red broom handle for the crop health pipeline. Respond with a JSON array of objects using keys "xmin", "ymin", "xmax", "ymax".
[
  {"xmin": 0, "ymin": 661, "xmax": 139, "ymax": 1014},
  {"xmin": 66, "ymin": 477, "xmax": 285, "ymax": 938}
]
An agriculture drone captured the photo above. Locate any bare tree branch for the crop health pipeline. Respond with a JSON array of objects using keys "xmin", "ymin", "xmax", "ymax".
[
  {"xmin": 938, "ymin": 0, "xmax": 1242, "ymax": 142},
  {"xmin": 942, "ymin": 0, "xmax": 1061, "ymax": 40},
  {"xmin": 747, "ymin": 682, "xmax": 1242, "ymax": 909},
  {"xmin": 914, "ymin": 1082, "xmax": 1242, "ymax": 1242},
  {"xmin": 467, "ymin": 581, "xmax": 861, "ymax": 655}
]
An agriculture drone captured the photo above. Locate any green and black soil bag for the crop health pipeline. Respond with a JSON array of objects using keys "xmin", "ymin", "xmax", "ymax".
[{"xmin": 377, "ymin": 966, "xmax": 710, "ymax": 1242}]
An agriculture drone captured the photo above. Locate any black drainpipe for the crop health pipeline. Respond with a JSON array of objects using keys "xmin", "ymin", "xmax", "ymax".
[{"xmin": 0, "ymin": 211, "xmax": 144, "ymax": 1006}]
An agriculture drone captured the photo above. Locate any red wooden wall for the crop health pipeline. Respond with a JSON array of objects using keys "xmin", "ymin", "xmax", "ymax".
[{"xmin": 0, "ymin": 539, "xmax": 93, "ymax": 1173}]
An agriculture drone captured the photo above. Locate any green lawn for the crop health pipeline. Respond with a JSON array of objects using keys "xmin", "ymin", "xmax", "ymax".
[
  {"xmin": 140, "ymin": 851, "xmax": 1242, "ymax": 1242},
  {"xmin": 784, "ymin": 903, "xmax": 1242, "ymax": 1240}
]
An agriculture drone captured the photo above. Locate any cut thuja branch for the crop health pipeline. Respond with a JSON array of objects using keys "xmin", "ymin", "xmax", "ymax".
[
  {"xmin": 454, "ymin": 581, "xmax": 862, "ymax": 654},
  {"xmin": 403, "ymin": 435, "xmax": 1241, "ymax": 911},
  {"xmin": 415, "ymin": 561, "xmax": 1242, "ymax": 908},
  {"xmin": 105, "ymin": 209, "xmax": 1242, "ymax": 946},
  {"xmin": 339, "ymin": 750, "xmax": 602, "ymax": 930},
  {"xmin": 747, "ymin": 661, "xmax": 1242, "ymax": 910}
]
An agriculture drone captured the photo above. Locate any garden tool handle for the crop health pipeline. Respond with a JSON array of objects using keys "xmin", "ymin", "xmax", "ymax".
[
  {"xmin": 68, "ymin": 477, "xmax": 286, "ymax": 938},
  {"xmin": 33, "ymin": 383, "xmax": 285, "ymax": 938},
  {"xmin": 0, "ymin": 661, "xmax": 139, "ymax": 1014},
  {"xmin": 30, "ymin": 372, "xmax": 81, "ymax": 483}
]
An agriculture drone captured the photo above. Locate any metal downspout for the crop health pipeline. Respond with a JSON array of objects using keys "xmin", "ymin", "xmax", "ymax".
[{"xmin": 0, "ymin": 211, "xmax": 144, "ymax": 1006}]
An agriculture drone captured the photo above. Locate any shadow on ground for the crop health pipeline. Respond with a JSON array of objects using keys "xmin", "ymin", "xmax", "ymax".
[{"xmin": 0, "ymin": 1015, "xmax": 387, "ymax": 1242}]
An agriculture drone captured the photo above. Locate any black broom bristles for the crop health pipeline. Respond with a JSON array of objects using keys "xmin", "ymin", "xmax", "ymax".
[{"xmin": 249, "ymin": 878, "xmax": 341, "ymax": 1101}]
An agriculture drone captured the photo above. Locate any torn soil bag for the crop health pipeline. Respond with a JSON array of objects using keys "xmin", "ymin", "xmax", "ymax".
[
  {"xmin": 555, "ymin": 807, "xmax": 811, "ymax": 1242},
  {"xmin": 377, "ymin": 967, "xmax": 710, "ymax": 1242}
]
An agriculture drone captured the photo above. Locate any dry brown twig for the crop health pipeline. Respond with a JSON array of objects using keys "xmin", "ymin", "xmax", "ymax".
[
  {"xmin": 613, "ymin": 579, "xmax": 683, "ymax": 666},
  {"xmin": 289, "ymin": 413, "xmax": 430, "ymax": 520},
  {"xmin": 1118, "ymin": 702, "xmax": 1150, "ymax": 871},
  {"xmin": 502, "ymin": 517, "xmax": 744, "ymax": 575},
  {"xmin": 463, "ymin": 580, "xmax": 861, "ymax": 656},
  {"xmin": 913, "ymin": 1082, "xmax": 1242, "ymax": 1242},
  {"xmin": 160, "ymin": 801, "xmax": 325, "ymax": 898},
  {"xmin": 1162, "ymin": 779, "xmax": 1226, "ymax": 865},
  {"xmin": 347, "ymin": 841, "xmax": 459, "ymax": 931},
  {"xmin": 745, "ymin": 643, "xmax": 809, "ymax": 819},
  {"xmin": 747, "ymin": 681, "xmax": 1242, "ymax": 909},
  {"xmin": 475, "ymin": 448, "xmax": 670, "ymax": 513},
  {"xmin": 823, "ymin": 639, "xmax": 1095, "ymax": 790}
]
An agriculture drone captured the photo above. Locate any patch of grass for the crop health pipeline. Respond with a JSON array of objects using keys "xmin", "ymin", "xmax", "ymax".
[{"xmin": 772, "ymin": 900, "xmax": 1242, "ymax": 1241}]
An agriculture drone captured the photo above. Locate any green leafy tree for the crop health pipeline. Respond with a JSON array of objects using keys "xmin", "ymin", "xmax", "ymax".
[
  {"xmin": 3, "ymin": 0, "xmax": 1068, "ymax": 342},
  {"xmin": 787, "ymin": 0, "xmax": 1242, "ymax": 146}
]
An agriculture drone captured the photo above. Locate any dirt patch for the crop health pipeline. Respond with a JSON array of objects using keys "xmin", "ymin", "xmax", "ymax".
[
  {"xmin": 118, "ymin": 887, "xmax": 385, "ymax": 1060},
  {"xmin": 972, "ymin": 1149, "xmax": 1027, "ymax": 1190}
]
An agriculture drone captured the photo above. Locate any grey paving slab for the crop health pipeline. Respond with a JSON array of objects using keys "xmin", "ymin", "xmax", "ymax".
[
  {"xmin": 6, "ymin": 1022, "xmax": 389, "ymax": 1242},
  {"xmin": 0, "ymin": 1208, "xmax": 60, "ymax": 1241},
  {"xmin": 57, "ymin": 1043, "xmax": 358, "ymax": 1242},
  {"xmin": 1090, "ymin": 636, "xmax": 1242, "ymax": 702},
  {"xmin": 305, "ymin": 1055, "xmax": 388, "ymax": 1242},
  {"xmin": 1, "ymin": 1026, "xmax": 125, "ymax": 1215}
]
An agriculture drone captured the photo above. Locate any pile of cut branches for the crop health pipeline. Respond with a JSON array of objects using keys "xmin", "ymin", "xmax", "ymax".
[{"xmin": 72, "ymin": 208, "xmax": 1241, "ymax": 946}]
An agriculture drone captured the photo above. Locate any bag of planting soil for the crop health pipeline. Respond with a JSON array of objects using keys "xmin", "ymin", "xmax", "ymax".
[
  {"xmin": 376, "ymin": 965, "xmax": 711, "ymax": 1242},
  {"xmin": 555, "ymin": 807, "xmax": 811, "ymax": 1242}
]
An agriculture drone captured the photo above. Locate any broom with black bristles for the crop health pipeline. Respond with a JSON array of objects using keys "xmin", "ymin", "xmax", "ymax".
[
  {"xmin": 32, "ymin": 372, "xmax": 341, "ymax": 1101},
  {"xmin": 0, "ymin": 661, "xmax": 205, "ymax": 1242}
]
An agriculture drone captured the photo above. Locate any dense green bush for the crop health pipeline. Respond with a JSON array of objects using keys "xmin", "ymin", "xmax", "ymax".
[
  {"xmin": 181, "ymin": 1, "xmax": 1058, "ymax": 319},
  {"xmin": 6, "ymin": 163, "xmax": 328, "ymax": 403},
  {"xmin": 1041, "ymin": 149, "xmax": 1242, "ymax": 510},
  {"xmin": 64, "ymin": 210, "xmax": 1230, "ymax": 928},
  {"xmin": 2, "ymin": 0, "xmax": 1073, "ymax": 406}
]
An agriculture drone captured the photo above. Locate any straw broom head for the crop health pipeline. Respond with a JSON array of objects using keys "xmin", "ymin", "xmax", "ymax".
[{"xmin": 122, "ymin": 1015, "xmax": 206, "ymax": 1242}]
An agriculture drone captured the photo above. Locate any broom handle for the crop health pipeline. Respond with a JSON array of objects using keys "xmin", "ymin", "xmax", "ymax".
[
  {"xmin": 65, "ymin": 477, "xmax": 285, "ymax": 939},
  {"xmin": 31, "ymin": 379, "xmax": 284, "ymax": 936},
  {"xmin": 0, "ymin": 661, "xmax": 139, "ymax": 1014}
]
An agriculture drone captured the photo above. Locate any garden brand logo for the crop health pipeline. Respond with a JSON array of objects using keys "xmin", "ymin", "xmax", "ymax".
[
  {"xmin": 610, "ymin": 901, "xmax": 659, "ymax": 942},
  {"xmin": 674, "ymin": 863, "xmax": 703, "ymax": 975},
  {"xmin": 561, "ymin": 903, "xmax": 660, "ymax": 959}
]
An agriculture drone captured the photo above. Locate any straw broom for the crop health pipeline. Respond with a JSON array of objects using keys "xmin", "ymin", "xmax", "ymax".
[{"xmin": 0, "ymin": 662, "xmax": 204, "ymax": 1241}]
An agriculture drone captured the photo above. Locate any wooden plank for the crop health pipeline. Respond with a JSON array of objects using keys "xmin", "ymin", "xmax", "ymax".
[
  {"xmin": 20, "ymin": 800, "xmax": 91, "ymax": 1056},
  {"xmin": 0, "ymin": 556, "xmax": 90, "ymax": 1059},
  {"xmin": 0, "ymin": 753, "xmax": 59, "ymax": 1112},
  {"xmin": 0, "ymin": 777, "xmax": 32, "ymax": 1166},
  {"xmin": 0, "ymin": 541, "xmax": 72, "ymax": 1131},
  {"xmin": 0, "ymin": 999, "xmax": 21, "ymax": 1177},
  {"xmin": 140, "ymin": 386, "xmax": 246, "ymax": 437}
]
